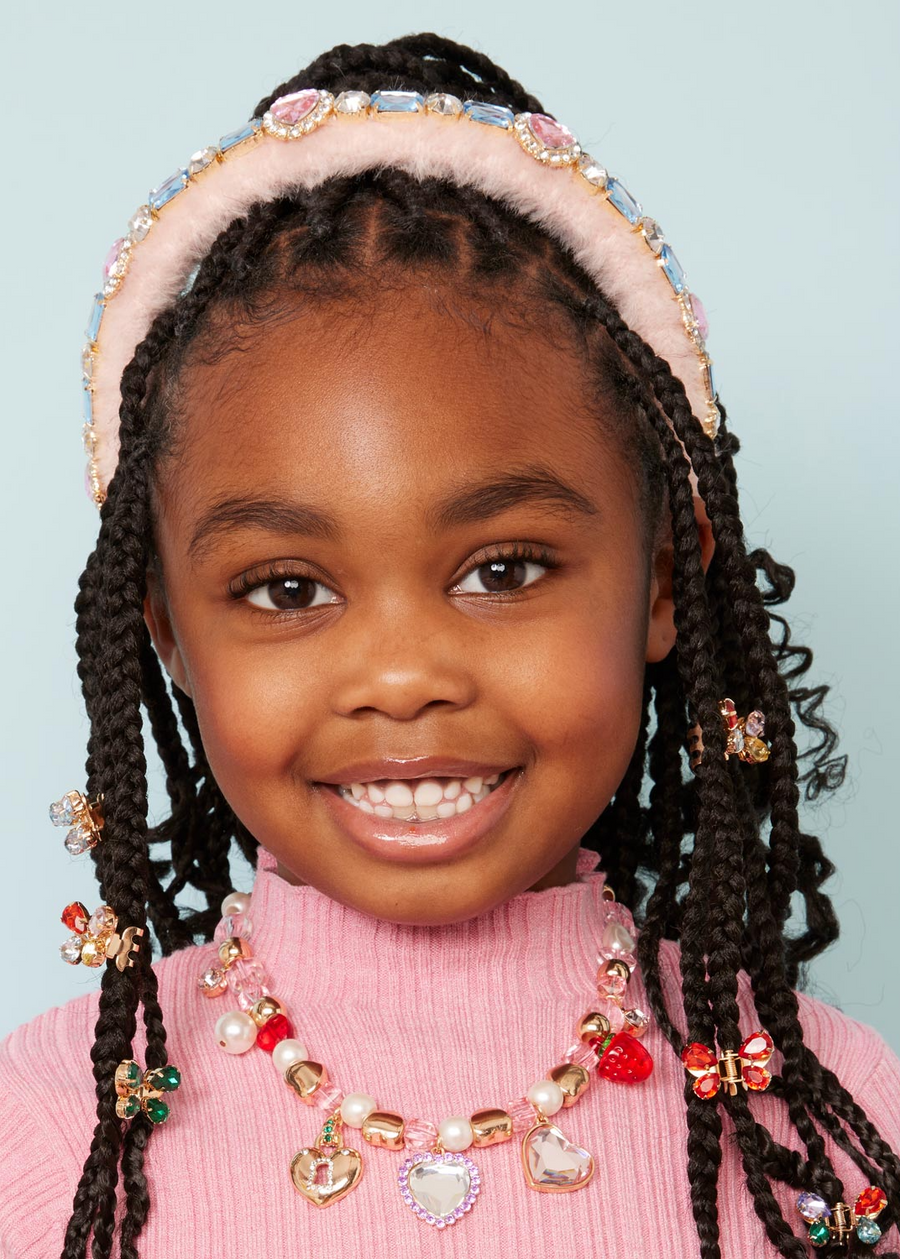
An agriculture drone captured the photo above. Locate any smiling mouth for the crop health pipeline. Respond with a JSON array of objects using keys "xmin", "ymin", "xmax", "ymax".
[{"xmin": 327, "ymin": 770, "xmax": 513, "ymax": 823}]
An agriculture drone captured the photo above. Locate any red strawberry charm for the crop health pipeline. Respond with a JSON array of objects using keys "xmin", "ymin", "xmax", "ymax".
[{"xmin": 591, "ymin": 1031, "xmax": 654, "ymax": 1084}]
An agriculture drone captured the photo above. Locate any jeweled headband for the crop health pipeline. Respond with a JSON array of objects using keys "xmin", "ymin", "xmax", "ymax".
[{"xmin": 80, "ymin": 87, "xmax": 718, "ymax": 507}]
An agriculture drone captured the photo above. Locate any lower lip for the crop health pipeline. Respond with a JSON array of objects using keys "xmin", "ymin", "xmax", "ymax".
[{"xmin": 314, "ymin": 770, "xmax": 521, "ymax": 864}]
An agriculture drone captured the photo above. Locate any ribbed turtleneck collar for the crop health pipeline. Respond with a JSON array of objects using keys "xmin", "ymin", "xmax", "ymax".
[{"xmin": 243, "ymin": 846, "xmax": 627, "ymax": 1015}]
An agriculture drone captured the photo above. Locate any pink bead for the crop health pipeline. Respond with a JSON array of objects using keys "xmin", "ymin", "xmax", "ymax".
[
  {"xmin": 528, "ymin": 112, "xmax": 576, "ymax": 149},
  {"xmin": 690, "ymin": 292, "xmax": 709, "ymax": 341},
  {"xmin": 404, "ymin": 1117, "xmax": 439, "ymax": 1150},
  {"xmin": 597, "ymin": 968, "xmax": 628, "ymax": 1000},
  {"xmin": 270, "ymin": 89, "xmax": 319, "ymax": 124},
  {"xmin": 506, "ymin": 1097, "xmax": 538, "ymax": 1133},
  {"xmin": 226, "ymin": 957, "xmax": 270, "ymax": 1010},
  {"xmin": 310, "ymin": 1080, "xmax": 344, "ymax": 1111},
  {"xmin": 563, "ymin": 1041, "xmax": 599, "ymax": 1070},
  {"xmin": 596, "ymin": 998, "xmax": 626, "ymax": 1033}
]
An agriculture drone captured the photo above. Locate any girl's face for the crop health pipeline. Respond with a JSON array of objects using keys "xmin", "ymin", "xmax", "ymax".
[{"xmin": 145, "ymin": 284, "xmax": 680, "ymax": 925}]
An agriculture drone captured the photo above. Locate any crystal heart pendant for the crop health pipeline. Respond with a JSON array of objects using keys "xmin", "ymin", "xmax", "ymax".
[
  {"xmin": 521, "ymin": 1116, "xmax": 595, "ymax": 1193},
  {"xmin": 398, "ymin": 1149, "xmax": 482, "ymax": 1228},
  {"xmin": 290, "ymin": 1113, "xmax": 363, "ymax": 1208}
]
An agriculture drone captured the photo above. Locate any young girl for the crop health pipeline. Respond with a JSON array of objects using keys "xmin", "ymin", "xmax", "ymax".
[{"xmin": 1, "ymin": 31, "xmax": 897, "ymax": 1259}]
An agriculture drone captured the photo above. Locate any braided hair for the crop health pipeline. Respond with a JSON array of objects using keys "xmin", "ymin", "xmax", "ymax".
[{"xmin": 61, "ymin": 33, "xmax": 897, "ymax": 1259}]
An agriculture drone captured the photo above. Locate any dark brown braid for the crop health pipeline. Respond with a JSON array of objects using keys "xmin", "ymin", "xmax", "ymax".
[{"xmin": 60, "ymin": 33, "xmax": 895, "ymax": 1259}]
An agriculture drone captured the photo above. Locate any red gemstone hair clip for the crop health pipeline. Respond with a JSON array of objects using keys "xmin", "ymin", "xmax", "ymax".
[
  {"xmin": 681, "ymin": 1029, "xmax": 774, "ymax": 1100},
  {"xmin": 797, "ymin": 1186, "xmax": 888, "ymax": 1248},
  {"xmin": 60, "ymin": 900, "xmax": 144, "ymax": 972}
]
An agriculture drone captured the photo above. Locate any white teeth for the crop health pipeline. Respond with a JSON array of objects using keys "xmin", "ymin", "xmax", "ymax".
[
  {"xmin": 384, "ymin": 782, "xmax": 414, "ymax": 808},
  {"xmin": 412, "ymin": 780, "xmax": 443, "ymax": 807},
  {"xmin": 336, "ymin": 772, "xmax": 508, "ymax": 822}
]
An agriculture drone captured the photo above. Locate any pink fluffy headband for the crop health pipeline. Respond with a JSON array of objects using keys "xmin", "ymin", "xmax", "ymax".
[{"xmin": 80, "ymin": 87, "xmax": 719, "ymax": 507}]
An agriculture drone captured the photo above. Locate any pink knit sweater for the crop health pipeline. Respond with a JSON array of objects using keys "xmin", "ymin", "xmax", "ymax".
[{"xmin": 2, "ymin": 846, "xmax": 898, "ymax": 1258}]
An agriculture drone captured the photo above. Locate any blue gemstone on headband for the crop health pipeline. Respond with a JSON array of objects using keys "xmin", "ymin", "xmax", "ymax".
[
  {"xmin": 82, "ymin": 387, "xmax": 93, "ymax": 424},
  {"xmin": 606, "ymin": 178, "xmax": 642, "ymax": 224},
  {"xmin": 370, "ymin": 90, "xmax": 424, "ymax": 113},
  {"xmin": 463, "ymin": 100, "xmax": 515, "ymax": 128},
  {"xmin": 660, "ymin": 244, "xmax": 686, "ymax": 294},
  {"xmin": 149, "ymin": 169, "xmax": 188, "ymax": 212},
  {"xmin": 85, "ymin": 294, "xmax": 105, "ymax": 344},
  {"xmin": 218, "ymin": 119, "xmax": 261, "ymax": 153}
]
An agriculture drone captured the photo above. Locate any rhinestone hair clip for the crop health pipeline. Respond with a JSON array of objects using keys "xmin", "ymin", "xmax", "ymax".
[{"xmin": 81, "ymin": 86, "xmax": 719, "ymax": 508}]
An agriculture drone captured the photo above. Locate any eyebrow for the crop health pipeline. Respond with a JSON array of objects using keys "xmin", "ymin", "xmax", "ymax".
[{"xmin": 187, "ymin": 465, "xmax": 598, "ymax": 562}]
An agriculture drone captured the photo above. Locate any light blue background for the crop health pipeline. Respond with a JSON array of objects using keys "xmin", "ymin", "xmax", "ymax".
[{"xmin": 2, "ymin": 2, "xmax": 897, "ymax": 1050}]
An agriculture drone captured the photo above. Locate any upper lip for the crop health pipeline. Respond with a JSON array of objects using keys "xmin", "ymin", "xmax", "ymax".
[{"xmin": 315, "ymin": 757, "xmax": 514, "ymax": 784}]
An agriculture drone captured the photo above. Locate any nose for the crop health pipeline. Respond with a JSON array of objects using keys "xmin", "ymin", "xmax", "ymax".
[{"xmin": 329, "ymin": 600, "xmax": 478, "ymax": 722}]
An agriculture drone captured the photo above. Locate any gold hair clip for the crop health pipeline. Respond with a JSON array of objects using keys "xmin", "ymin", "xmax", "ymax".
[
  {"xmin": 681, "ymin": 1029, "xmax": 774, "ymax": 1099},
  {"xmin": 49, "ymin": 790, "xmax": 104, "ymax": 855},
  {"xmin": 60, "ymin": 901, "xmax": 143, "ymax": 971},
  {"xmin": 114, "ymin": 1058, "xmax": 181, "ymax": 1124},
  {"xmin": 687, "ymin": 698, "xmax": 770, "ymax": 771}
]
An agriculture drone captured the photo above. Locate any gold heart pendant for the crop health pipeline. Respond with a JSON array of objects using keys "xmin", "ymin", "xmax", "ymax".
[{"xmin": 290, "ymin": 1116, "xmax": 363, "ymax": 1208}]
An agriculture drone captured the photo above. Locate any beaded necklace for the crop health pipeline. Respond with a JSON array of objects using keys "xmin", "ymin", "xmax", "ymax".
[{"xmin": 198, "ymin": 875, "xmax": 653, "ymax": 1229}]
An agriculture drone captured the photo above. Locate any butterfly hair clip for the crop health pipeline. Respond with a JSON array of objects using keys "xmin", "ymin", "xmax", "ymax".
[
  {"xmin": 114, "ymin": 1058, "xmax": 182, "ymax": 1124},
  {"xmin": 59, "ymin": 900, "xmax": 144, "ymax": 971},
  {"xmin": 797, "ymin": 1186, "xmax": 888, "ymax": 1248},
  {"xmin": 687, "ymin": 699, "xmax": 770, "ymax": 771},
  {"xmin": 681, "ymin": 1029, "xmax": 774, "ymax": 1099}
]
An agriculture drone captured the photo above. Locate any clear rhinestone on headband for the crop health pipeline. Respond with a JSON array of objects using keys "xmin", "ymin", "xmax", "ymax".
[{"xmin": 81, "ymin": 91, "xmax": 719, "ymax": 507}]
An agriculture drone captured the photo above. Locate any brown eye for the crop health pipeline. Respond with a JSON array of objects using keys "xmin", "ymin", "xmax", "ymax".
[
  {"xmin": 245, "ymin": 577, "xmax": 336, "ymax": 611},
  {"xmin": 455, "ymin": 556, "xmax": 547, "ymax": 596}
]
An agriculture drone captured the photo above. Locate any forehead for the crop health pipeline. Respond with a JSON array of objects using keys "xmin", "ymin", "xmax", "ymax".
[{"xmin": 155, "ymin": 283, "xmax": 637, "ymax": 540}]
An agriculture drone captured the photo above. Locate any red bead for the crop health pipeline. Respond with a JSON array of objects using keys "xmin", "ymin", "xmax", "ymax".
[
  {"xmin": 61, "ymin": 901, "xmax": 89, "ymax": 934},
  {"xmin": 255, "ymin": 1013, "xmax": 292, "ymax": 1052},
  {"xmin": 682, "ymin": 1042, "xmax": 717, "ymax": 1073},
  {"xmin": 595, "ymin": 1030, "xmax": 653, "ymax": 1084},
  {"xmin": 739, "ymin": 1029, "xmax": 774, "ymax": 1061},
  {"xmin": 741, "ymin": 1063, "xmax": 771, "ymax": 1092},
  {"xmin": 855, "ymin": 1187, "xmax": 887, "ymax": 1219},
  {"xmin": 693, "ymin": 1073, "xmax": 720, "ymax": 1100}
]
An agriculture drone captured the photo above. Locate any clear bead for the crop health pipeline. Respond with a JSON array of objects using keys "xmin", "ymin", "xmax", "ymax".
[
  {"xmin": 226, "ymin": 957, "xmax": 270, "ymax": 1010},
  {"xmin": 404, "ymin": 1117, "xmax": 439, "ymax": 1150},
  {"xmin": 505, "ymin": 1097, "xmax": 537, "ymax": 1133},
  {"xmin": 311, "ymin": 1080, "xmax": 344, "ymax": 1111}
]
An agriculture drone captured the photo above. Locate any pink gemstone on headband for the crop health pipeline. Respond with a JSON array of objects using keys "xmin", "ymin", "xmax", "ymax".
[
  {"xmin": 528, "ymin": 113, "xmax": 576, "ymax": 150},
  {"xmin": 690, "ymin": 292, "xmax": 709, "ymax": 341},
  {"xmin": 104, "ymin": 238, "xmax": 125, "ymax": 279},
  {"xmin": 270, "ymin": 89, "xmax": 320, "ymax": 124}
]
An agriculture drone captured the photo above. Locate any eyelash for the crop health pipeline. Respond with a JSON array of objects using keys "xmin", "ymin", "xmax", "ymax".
[{"xmin": 229, "ymin": 542, "xmax": 561, "ymax": 613}]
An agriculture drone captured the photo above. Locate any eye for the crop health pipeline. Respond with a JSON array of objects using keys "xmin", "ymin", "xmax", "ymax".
[
  {"xmin": 452, "ymin": 546, "xmax": 556, "ymax": 596},
  {"xmin": 244, "ymin": 576, "xmax": 338, "ymax": 612}
]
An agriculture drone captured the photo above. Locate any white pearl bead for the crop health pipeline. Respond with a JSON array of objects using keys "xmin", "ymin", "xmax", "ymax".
[
  {"xmin": 214, "ymin": 1010, "xmax": 258, "ymax": 1054},
  {"xmin": 221, "ymin": 891, "xmax": 252, "ymax": 917},
  {"xmin": 272, "ymin": 1038, "xmax": 309, "ymax": 1075},
  {"xmin": 527, "ymin": 1079, "xmax": 564, "ymax": 1115},
  {"xmin": 438, "ymin": 1116, "xmax": 473, "ymax": 1152},
  {"xmin": 341, "ymin": 1093, "xmax": 378, "ymax": 1128}
]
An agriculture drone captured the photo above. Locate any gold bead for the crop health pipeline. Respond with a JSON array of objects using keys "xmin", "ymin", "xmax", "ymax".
[
  {"xmin": 361, "ymin": 1111, "xmax": 405, "ymax": 1149},
  {"xmin": 285, "ymin": 1060, "xmax": 328, "ymax": 1104},
  {"xmin": 604, "ymin": 959, "xmax": 630, "ymax": 981},
  {"xmin": 249, "ymin": 996, "xmax": 283, "ymax": 1026},
  {"xmin": 578, "ymin": 1011, "xmax": 611, "ymax": 1042},
  {"xmin": 79, "ymin": 939, "xmax": 103, "ymax": 968},
  {"xmin": 470, "ymin": 1108, "xmax": 513, "ymax": 1146},
  {"xmin": 217, "ymin": 936, "xmax": 252, "ymax": 968},
  {"xmin": 548, "ymin": 1062, "xmax": 590, "ymax": 1107}
]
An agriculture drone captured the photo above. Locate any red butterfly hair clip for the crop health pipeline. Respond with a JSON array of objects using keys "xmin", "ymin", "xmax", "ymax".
[{"xmin": 681, "ymin": 1029, "xmax": 774, "ymax": 1100}]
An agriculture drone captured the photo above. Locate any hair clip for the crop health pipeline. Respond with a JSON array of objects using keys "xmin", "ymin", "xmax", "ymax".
[
  {"xmin": 681, "ymin": 1029, "xmax": 774, "ymax": 1099},
  {"xmin": 49, "ymin": 790, "xmax": 104, "ymax": 855},
  {"xmin": 797, "ymin": 1187, "xmax": 887, "ymax": 1248},
  {"xmin": 114, "ymin": 1058, "xmax": 182, "ymax": 1124},
  {"xmin": 60, "ymin": 901, "xmax": 144, "ymax": 971},
  {"xmin": 686, "ymin": 699, "xmax": 770, "ymax": 771}
]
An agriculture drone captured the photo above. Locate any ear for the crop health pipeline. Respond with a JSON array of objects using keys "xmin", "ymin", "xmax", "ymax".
[
  {"xmin": 144, "ymin": 569, "xmax": 192, "ymax": 697},
  {"xmin": 645, "ymin": 496, "xmax": 716, "ymax": 664}
]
